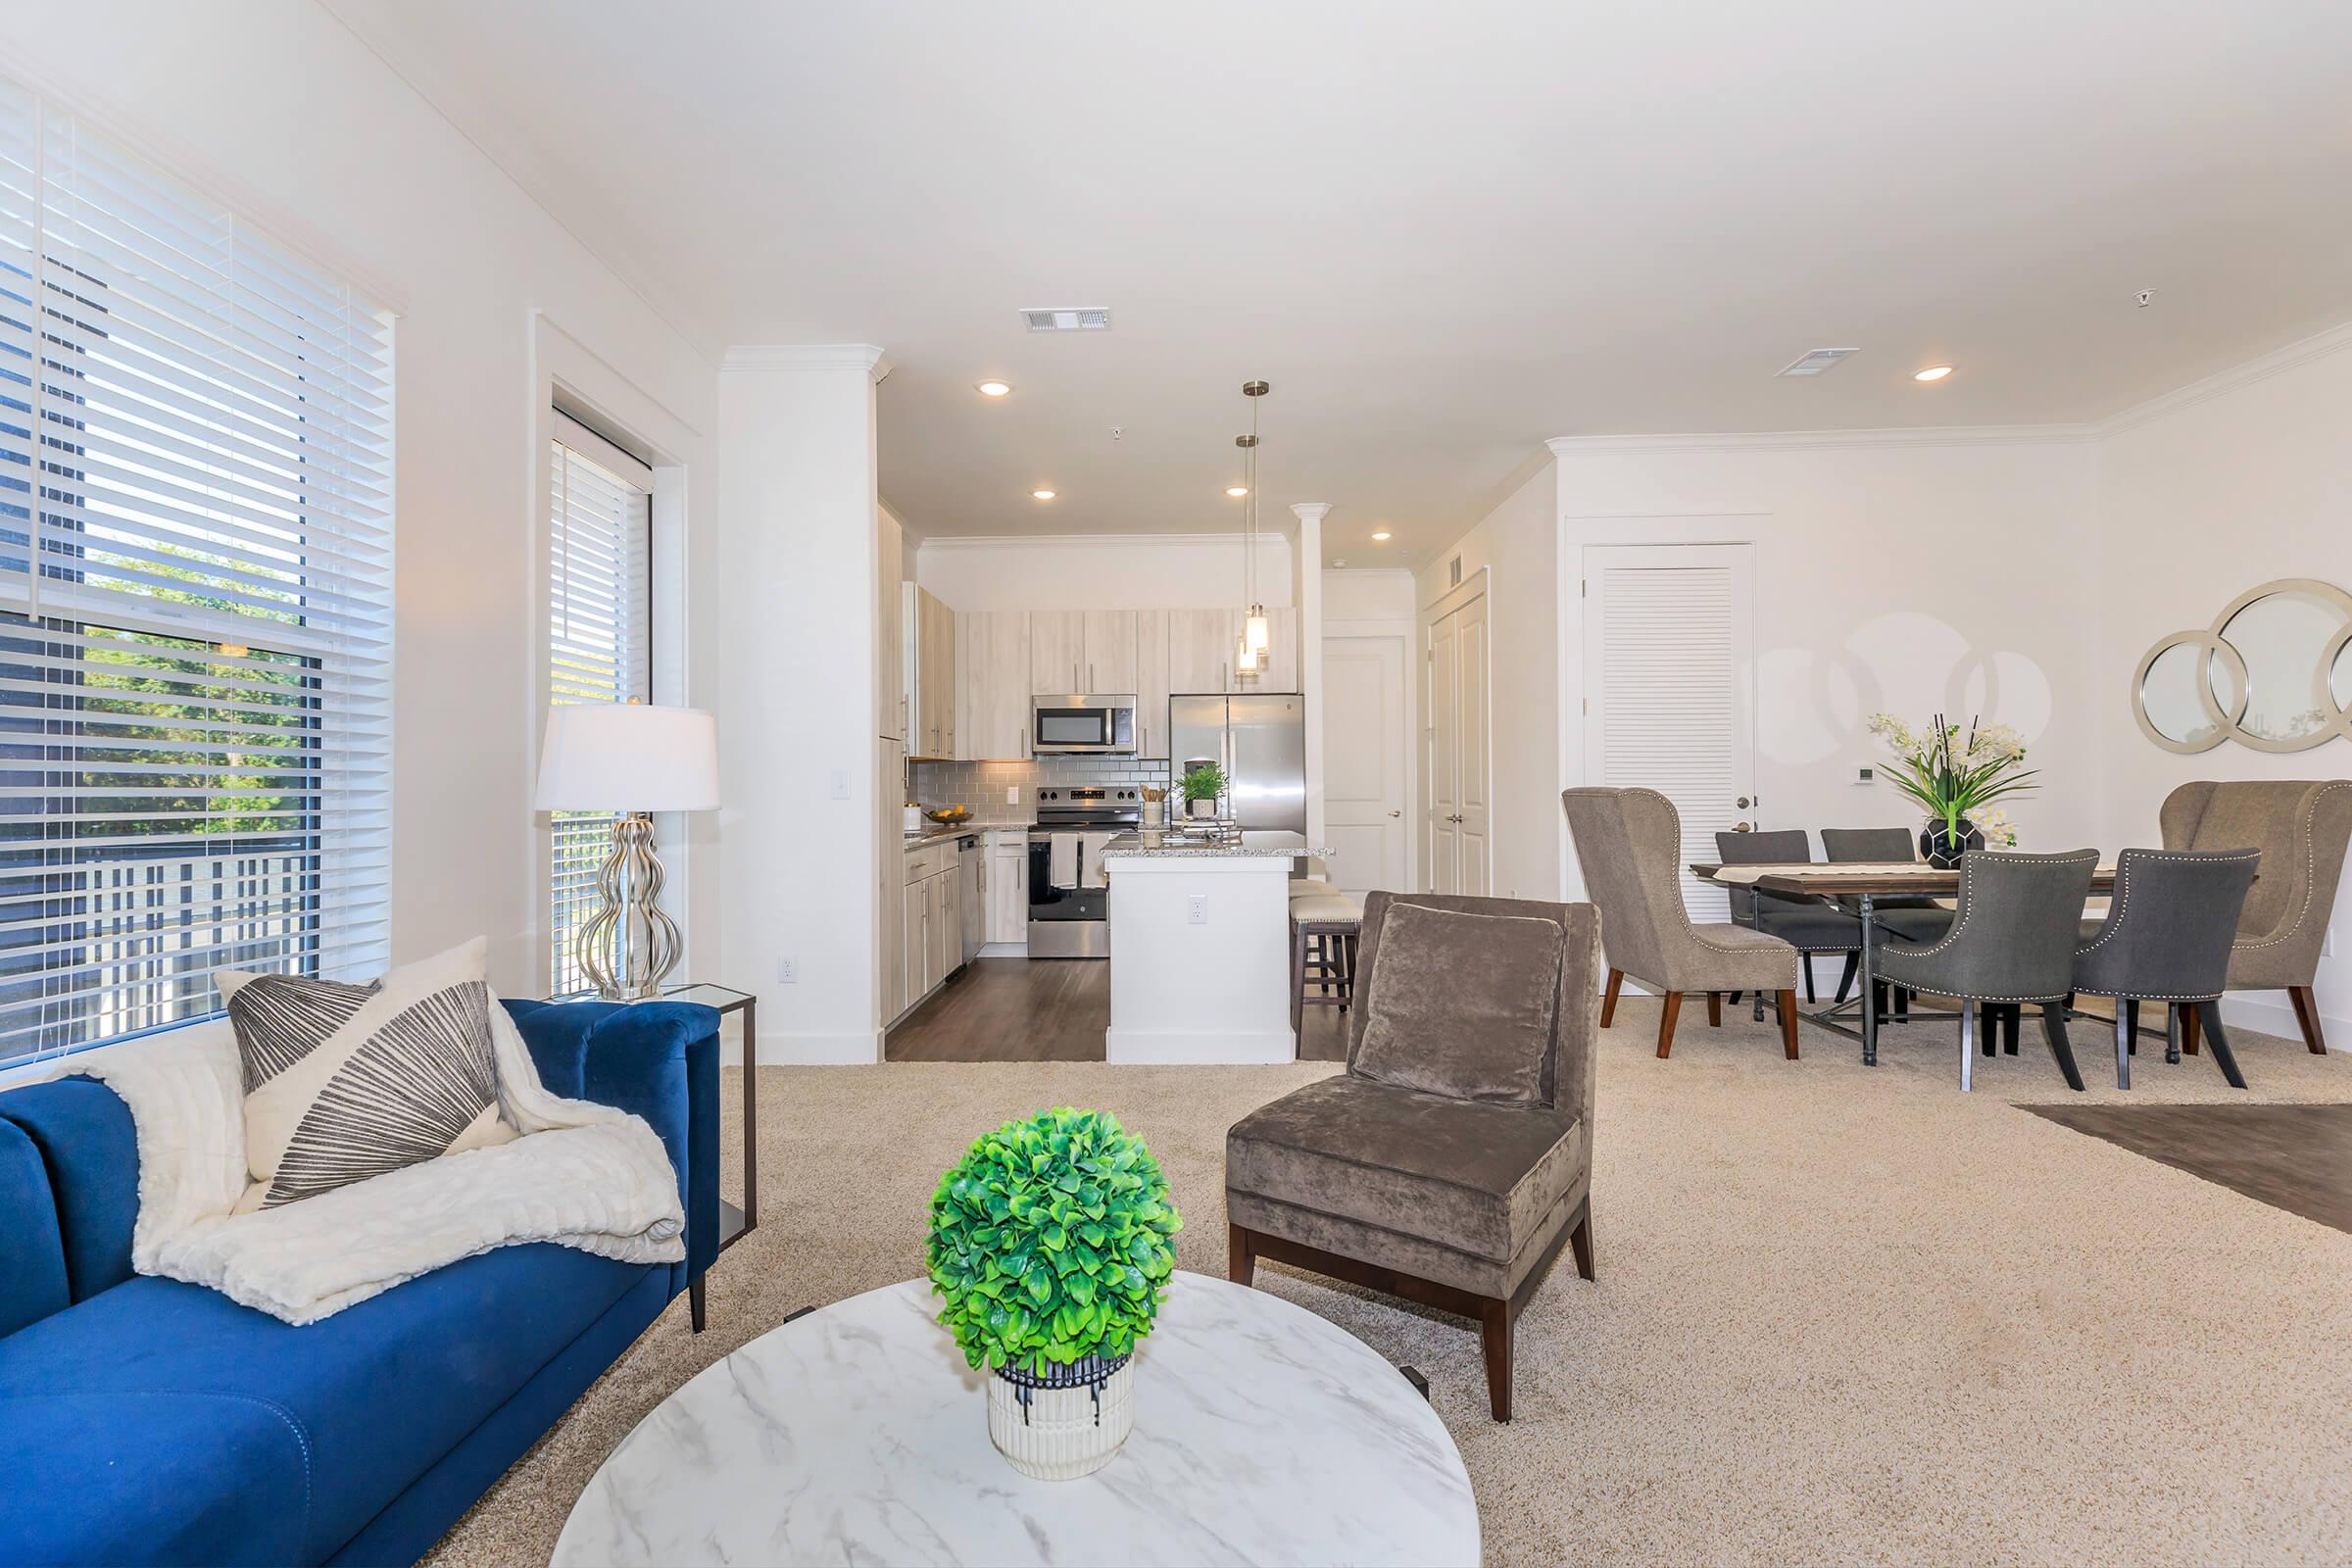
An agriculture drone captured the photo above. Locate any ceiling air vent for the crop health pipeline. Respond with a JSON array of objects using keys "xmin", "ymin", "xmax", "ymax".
[
  {"xmin": 1777, "ymin": 347, "xmax": 1859, "ymax": 377},
  {"xmin": 1022, "ymin": 307, "xmax": 1112, "ymax": 332}
]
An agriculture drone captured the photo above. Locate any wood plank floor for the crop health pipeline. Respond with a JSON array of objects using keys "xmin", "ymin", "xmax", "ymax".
[{"xmin": 885, "ymin": 956, "xmax": 1350, "ymax": 1062}]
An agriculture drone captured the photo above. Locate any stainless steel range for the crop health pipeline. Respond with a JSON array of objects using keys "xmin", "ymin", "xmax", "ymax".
[{"xmin": 1026, "ymin": 787, "xmax": 1141, "ymax": 958}]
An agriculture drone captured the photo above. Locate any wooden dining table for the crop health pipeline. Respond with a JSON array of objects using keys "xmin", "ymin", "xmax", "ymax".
[{"xmin": 1687, "ymin": 860, "xmax": 2121, "ymax": 1065}]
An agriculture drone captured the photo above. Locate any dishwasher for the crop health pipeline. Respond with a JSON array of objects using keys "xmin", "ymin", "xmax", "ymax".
[{"xmin": 956, "ymin": 834, "xmax": 983, "ymax": 967}]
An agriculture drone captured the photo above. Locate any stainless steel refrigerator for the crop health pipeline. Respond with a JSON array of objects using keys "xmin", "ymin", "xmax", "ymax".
[{"xmin": 1168, "ymin": 693, "xmax": 1306, "ymax": 840}]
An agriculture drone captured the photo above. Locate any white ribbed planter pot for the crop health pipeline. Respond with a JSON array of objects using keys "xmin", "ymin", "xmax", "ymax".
[{"xmin": 986, "ymin": 1359, "xmax": 1135, "ymax": 1480}]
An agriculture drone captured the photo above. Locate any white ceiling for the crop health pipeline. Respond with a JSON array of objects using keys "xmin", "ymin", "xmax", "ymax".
[{"xmin": 327, "ymin": 0, "xmax": 2352, "ymax": 562}]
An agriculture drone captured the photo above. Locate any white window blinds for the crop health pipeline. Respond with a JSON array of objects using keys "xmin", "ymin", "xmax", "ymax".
[
  {"xmin": 547, "ymin": 416, "xmax": 650, "ymax": 996},
  {"xmin": 0, "ymin": 78, "xmax": 395, "ymax": 1066}
]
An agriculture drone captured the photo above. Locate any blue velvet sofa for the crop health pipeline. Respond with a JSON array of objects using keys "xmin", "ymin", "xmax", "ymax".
[{"xmin": 0, "ymin": 998, "xmax": 718, "ymax": 1568}]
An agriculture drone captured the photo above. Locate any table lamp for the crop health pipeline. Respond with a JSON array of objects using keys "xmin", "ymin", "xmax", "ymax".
[{"xmin": 534, "ymin": 701, "xmax": 720, "ymax": 1000}]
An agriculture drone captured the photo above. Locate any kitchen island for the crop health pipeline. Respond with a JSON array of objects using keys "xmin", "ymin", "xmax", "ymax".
[{"xmin": 1101, "ymin": 831, "xmax": 1329, "ymax": 1065}]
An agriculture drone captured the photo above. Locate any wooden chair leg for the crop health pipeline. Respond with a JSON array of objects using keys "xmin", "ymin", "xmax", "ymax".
[
  {"xmin": 2124, "ymin": 998, "xmax": 2140, "ymax": 1055},
  {"xmin": 1568, "ymin": 1204, "xmax": 1595, "ymax": 1281},
  {"xmin": 2165, "ymin": 1004, "xmax": 2182, "ymax": 1064},
  {"xmin": 690, "ymin": 1275, "xmax": 707, "ymax": 1333},
  {"xmin": 2002, "ymin": 1004, "xmax": 2021, "ymax": 1055},
  {"xmin": 1727, "ymin": 990, "xmax": 1742, "ymax": 1005},
  {"xmin": 2290, "ymin": 985, "xmax": 2328, "ymax": 1054},
  {"xmin": 1227, "ymin": 1222, "xmax": 1256, "ymax": 1286},
  {"xmin": 2182, "ymin": 1004, "xmax": 2201, "ymax": 1055},
  {"xmin": 1479, "ymin": 1298, "xmax": 1514, "ymax": 1422},
  {"xmin": 1777, "ymin": 990, "xmax": 1799, "ymax": 1059},
  {"xmin": 1656, "ymin": 991, "xmax": 1682, "ymax": 1059},
  {"xmin": 1706, "ymin": 991, "xmax": 1723, "ymax": 1027},
  {"xmin": 2041, "ymin": 1004, "xmax": 2084, "ymax": 1091},
  {"xmin": 1834, "ymin": 952, "xmax": 1859, "ymax": 1005},
  {"xmin": 2197, "ymin": 1000, "xmax": 2247, "ymax": 1089},
  {"xmin": 1600, "ymin": 967, "xmax": 1623, "ymax": 1028},
  {"xmin": 1804, "ymin": 963, "xmax": 1817, "ymax": 1004}
]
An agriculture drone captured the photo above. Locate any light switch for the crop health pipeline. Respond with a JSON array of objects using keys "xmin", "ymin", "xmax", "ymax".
[{"xmin": 1006, "ymin": 786, "xmax": 1020, "ymax": 805}]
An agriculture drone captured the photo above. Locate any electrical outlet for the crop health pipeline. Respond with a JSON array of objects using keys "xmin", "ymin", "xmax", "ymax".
[
  {"xmin": 777, "ymin": 956, "xmax": 798, "ymax": 983},
  {"xmin": 1005, "ymin": 786, "xmax": 1020, "ymax": 805},
  {"xmin": 1187, "ymin": 894, "xmax": 1208, "ymax": 925}
]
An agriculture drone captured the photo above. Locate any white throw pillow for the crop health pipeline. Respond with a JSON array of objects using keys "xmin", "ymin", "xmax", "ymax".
[{"xmin": 219, "ymin": 937, "xmax": 516, "ymax": 1211}]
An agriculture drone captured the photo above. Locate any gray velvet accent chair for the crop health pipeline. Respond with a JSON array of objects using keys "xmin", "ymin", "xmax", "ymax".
[
  {"xmin": 1561, "ymin": 787, "xmax": 1801, "ymax": 1058},
  {"xmin": 1225, "ymin": 891, "xmax": 1598, "ymax": 1421},
  {"xmin": 2072, "ymin": 848, "xmax": 2261, "ymax": 1089},
  {"xmin": 1873, "ymin": 849, "xmax": 2098, "ymax": 1091},
  {"xmin": 2159, "ymin": 780, "xmax": 2352, "ymax": 1054},
  {"xmin": 1714, "ymin": 828, "xmax": 1864, "ymax": 1008}
]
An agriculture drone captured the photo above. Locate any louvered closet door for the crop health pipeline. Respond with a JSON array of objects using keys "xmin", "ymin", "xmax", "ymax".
[{"xmin": 1582, "ymin": 544, "xmax": 1754, "ymax": 922}]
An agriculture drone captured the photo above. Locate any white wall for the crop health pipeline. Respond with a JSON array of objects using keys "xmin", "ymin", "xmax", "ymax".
[
  {"xmin": 1416, "ymin": 460, "xmax": 1561, "ymax": 901},
  {"xmin": 2093, "ymin": 328, "xmax": 2352, "ymax": 1044},
  {"xmin": 1324, "ymin": 568, "xmax": 1417, "ymax": 623},
  {"xmin": 714, "ymin": 349, "xmax": 888, "ymax": 1062},
  {"xmin": 0, "ymin": 2, "xmax": 720, "ymax": 997},
  {"xmin": 916, "ymin": 534, "xmax": 1294, "ymax": 612}
]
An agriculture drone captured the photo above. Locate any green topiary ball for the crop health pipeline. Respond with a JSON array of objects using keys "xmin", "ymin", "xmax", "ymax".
[{"xmin": 927, "ymin": 1106, "xmax": 1181, "ymax": 1375}]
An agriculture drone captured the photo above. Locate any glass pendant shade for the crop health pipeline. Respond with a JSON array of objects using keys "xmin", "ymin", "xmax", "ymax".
[
  {"xmin": 1245, "ymin": 609, "xmax": 1270, "ymax": 654},
  {"xmin": 1235, "ymin": 634, "xmax": 1258, "ymax": 674}
]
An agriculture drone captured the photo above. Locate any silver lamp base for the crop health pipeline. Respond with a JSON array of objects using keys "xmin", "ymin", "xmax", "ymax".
[{"xmin": 580, "ymin": 811, "xmax": 682, "ymax": 1001}]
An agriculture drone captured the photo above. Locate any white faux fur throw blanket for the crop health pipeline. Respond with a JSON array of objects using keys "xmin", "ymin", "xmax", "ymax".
[{"xmin": 29, "ymin": 1002, "xmax": 683, "ymax": 1325}]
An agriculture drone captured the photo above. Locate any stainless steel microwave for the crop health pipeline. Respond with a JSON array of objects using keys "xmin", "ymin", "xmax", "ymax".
[{"xmin": 1031, "ymin": 695, "xmax": 1137, "ymax": 755}]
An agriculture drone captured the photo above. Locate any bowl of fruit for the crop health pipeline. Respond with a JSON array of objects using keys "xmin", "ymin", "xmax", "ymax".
[{"xmin": 924, "ymin": 806, "xmax": 973, "ymax": 825}]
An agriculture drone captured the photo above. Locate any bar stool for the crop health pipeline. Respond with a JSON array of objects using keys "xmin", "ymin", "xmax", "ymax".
[{"xmin": 1290, "ymin": 887, "xmax": 1363, "ymax": 1036}]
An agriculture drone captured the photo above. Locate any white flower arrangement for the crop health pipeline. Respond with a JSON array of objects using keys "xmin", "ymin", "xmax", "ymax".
[{"xmin": 1863, "ymin": 710, "xmax": 2039, "ymax": 843}]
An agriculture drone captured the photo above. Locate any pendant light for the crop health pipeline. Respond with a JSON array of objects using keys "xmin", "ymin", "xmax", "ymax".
[{"xmin": 1235, "ymin": 380, "xmax": 1270, "ymax": 678}]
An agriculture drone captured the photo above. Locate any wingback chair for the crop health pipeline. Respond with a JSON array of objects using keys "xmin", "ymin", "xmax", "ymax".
[
  {"xmin": 1226, "ymin": 892, "xmax": 1598, "ymax": 1421},
  {"xmin": 1562, "ymin": 787, "xmax": 1801, "ymax": 1058},
  {"xmin": 2160, "ymin": 780, "xmax": 2352, "ymax": 1053}
]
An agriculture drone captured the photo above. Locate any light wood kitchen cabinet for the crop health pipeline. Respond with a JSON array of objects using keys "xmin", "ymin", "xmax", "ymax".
[
  {"xmin": 1027, "ymin": 611, "xmax": 1082, "ymax": 695},
  {"xmin": 900, "ymin": 876, "xmax": 927, "ymax": 1013},
  {"xmin": 986, "ymin": 830, "xmax": 1028, "ymax": 944},
  {"xmin": 1255, "ymin": 606, "xmax": 1299, "ymax": 692},
  {"xmin": 928, "ymin": 870, "xmax": 956, "ymax": 991},
  {"xmin": 1166, "ymin": 608, "xmax": 1238, "ymax": 695},
  {"xmin": 905, "ymin": 584, "xmax": 957, "ymax": 758},
  {"xmin": 1082, "ymin": 610, "xmax": 1136, "ymax": 693},
  {"xmin": 1133, "ymin": 609, "xmax": 1170, "ymax": 757},
  {"xmin": 877, "ymin": 511, "xmax": 905, "ymax": 741},
  {"xmin": 958, "ymin": 610, "xmax": 1032, "ymax": 760},
  {"xmin": 878, "ymin": 737, "xmax": 905, "ymax": 1019}
]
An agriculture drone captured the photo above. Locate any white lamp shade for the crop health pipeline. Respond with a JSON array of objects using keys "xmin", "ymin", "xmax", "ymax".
[{"xmin": 535, "ymin": 703, "xmax": 720, "ymax": 812}]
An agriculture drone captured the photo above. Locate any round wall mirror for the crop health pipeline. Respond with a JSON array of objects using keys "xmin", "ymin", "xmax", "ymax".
[
  {"xmin": 2331, "ymin": 627, "xmax": 2352, "ymax": 713},
  {"xmin": 2135, "ymin": 636, "xmax": 2237, "ymax": 753},
  {"xmin": 2214, "ymin": 583, "xmax": 2352, "ymax": 749}
]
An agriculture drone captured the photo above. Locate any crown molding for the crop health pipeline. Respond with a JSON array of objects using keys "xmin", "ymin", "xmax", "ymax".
[
  {"xmin": 2093, "ymin": 319, "xmax": 2352, "ymax": 437},
  {"xmin": 722, "ymin": 344, "xmax": 892, "ymax": 379},
  {"xmin": 1544, "ymin": 422, "xmax": 2099, "ymax": 457},
  {"xmin": 916, "ymin": 531, "xmax": 1292, "ymax": 553}
]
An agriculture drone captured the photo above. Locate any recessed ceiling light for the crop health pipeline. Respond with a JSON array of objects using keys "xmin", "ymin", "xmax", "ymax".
[
  {"xmin": 1031, "ymin": 489, "xmax": 1055, "ymax": 501},
  {"xmin": 1226, "ymin": 486, "xmax": 1250, "ymax": 498},
  {"xmin": 1914, "ymin": 365, "xmax": 1954, "ymax": 382},
  {"xmin": 1370, "ymin": 531, "xmax": 1392, "ymax": 542},
  {"xmin": 976, "ymin": 380, "xmax": 1012, "ymax": 397}
]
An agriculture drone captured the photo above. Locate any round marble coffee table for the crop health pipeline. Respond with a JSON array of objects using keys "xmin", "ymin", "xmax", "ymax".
[{"xmin": 553, "ymin": 1271, "xmax": 1479, "ymax": 1566}]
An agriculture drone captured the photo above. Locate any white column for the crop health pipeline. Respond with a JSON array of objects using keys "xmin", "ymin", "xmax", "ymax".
[
  {"xmin": 714, "ymin": 345, "xmax": 891, "ymax": 1062},
  {"xmin": 1291, "ymin": 503, "xmax": 1331, "ymax": 851}
]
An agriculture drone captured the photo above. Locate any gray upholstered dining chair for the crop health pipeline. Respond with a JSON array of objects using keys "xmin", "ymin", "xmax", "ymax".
[
  {"xmin": 2160, "ymin": 780, "xmax": 2352, "ymax": 1054},
  {"xmin": 1715, "ymin": 828, "xmax": 1862, "ymax": 1008},
  {"xmin": 1874, "ymin": 849, "xmax": 2097, "ymax": 1091},
  {"xmin": 1226, "ymin": 891, "xmax": 1598, "ymax": 1422},
  {"xmin": 2073, "ymin": 848, "xmax": 2261, "ymax": 1089},
  {"xmin": 1562, "ymin": 787, "xmax": 1801, "ymax": 1058}
]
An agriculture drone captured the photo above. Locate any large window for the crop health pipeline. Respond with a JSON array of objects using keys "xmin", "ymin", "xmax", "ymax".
[
  {"xmin": 0, "ymin": 79, "xmax": 394, "ymax": 1067},
  {"xmin": 546, "ymin": 414, "xmax": 651, "ymax": 997}
]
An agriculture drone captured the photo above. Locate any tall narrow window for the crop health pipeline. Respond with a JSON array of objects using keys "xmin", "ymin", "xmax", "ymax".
[
  {"xmin": 0, "ymin": 77, "xmax": 395, "ymax": 1067},
  {"xmin": 546, "ymin": 413, "xmax": 651, "ymax": 997}
]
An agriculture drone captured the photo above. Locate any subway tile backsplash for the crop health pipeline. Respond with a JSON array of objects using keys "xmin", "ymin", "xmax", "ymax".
[{"xmin": 908, "ymin": 756, "xmax": 1174, "ymax": 825}]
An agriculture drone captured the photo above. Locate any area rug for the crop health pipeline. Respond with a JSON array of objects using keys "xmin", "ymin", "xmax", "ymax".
[{"xmin": 422, "ymin": 1001, "xmax": 2352, "ymax": 1567}]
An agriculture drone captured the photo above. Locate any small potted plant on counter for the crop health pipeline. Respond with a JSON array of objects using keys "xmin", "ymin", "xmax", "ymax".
[
  {"xmin": 1865, "ymin": 710, "xmax": 2039, "ymax": 867},
  {"xmin": 928, "ymin": 1107, "xmax": 1181, "ymax": 1480},
  {"xmin": 1181, "ymin": 761, "xmax": 1226, "ymax": 820}
]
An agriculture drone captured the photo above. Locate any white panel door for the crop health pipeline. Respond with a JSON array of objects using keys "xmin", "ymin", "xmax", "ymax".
[
  {"xmin": 1324, "ymin": 633, "xmax": 1407, "ymax": 894},
  {"xmin": 1582, "ymin": 543, "xmax": 1756, "ymax": 922},
  {"xmin": 1427, "ymin": 608, "xmax": 1460, "ymax": 892},
  {"xmin": 1451, "ymin": 595, "xmax": 1491, "ymax": 896}
]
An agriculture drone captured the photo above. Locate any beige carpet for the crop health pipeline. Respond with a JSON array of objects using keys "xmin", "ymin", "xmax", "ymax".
[{"xmin": 424, "ymin": 1004, "xmax": 2352, "ymax": 1567}]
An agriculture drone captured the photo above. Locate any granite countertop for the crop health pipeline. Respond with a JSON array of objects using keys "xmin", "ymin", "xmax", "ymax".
[
  {"xmin": 901, "ymin": 824, "xmax": 982, "ymax": 850},
  {"xmin": 1097, "ymin": 831, "xmax": 1333, "ymax": 859}
]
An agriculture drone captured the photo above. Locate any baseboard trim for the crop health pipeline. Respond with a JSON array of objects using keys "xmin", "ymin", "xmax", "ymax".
[
  {"xmin": 1104, "ymin": 1027, "xmax": 1297, "ymax": 1065},
  {"xmin": 2221, "ymin": 993, "xmax": 2345, "ymax": 1053},
  {"xmin": 755, "ymin": 1031, "xmax": 882, "ymax": 1065}
]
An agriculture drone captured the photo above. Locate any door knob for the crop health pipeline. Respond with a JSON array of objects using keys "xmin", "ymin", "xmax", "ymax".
[
  {"xmin": 1735, "ymin": 821, "xmax": 1752, "ymax": 832},
  {"xmin": 1389, "ymin": 809, "xmax": 1401, "ymax": 817}
]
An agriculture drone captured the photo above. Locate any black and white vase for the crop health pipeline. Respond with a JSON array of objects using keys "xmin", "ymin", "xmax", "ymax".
[
  {"xmin": 1919, "ymin": 817, "xmax": 1985, "ymax": 869},
  {"xmin": 986, "ymin": 1351, "xmax": 1135, "ymax": 1480}
]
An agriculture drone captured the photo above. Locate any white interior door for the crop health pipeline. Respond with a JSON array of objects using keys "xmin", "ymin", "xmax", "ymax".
[
  {"xmin": 1323, "ymin": 633, "xmax": 1407, "ymax": 894},
  {"xmin": 1451, "ymin": 595, "xmax": 1491, "ymax": 896},
  {"xmin": 1582, "ymin": 544, "xmax": 1755, "ymax": 921},
  {"xmin": 1426, "ymin": 608, "xmax": 1460, "ymax": 893}
]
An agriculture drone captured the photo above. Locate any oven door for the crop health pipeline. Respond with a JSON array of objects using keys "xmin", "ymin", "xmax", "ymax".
[{"xmin": 1030, "ymin": 699, "xmax": 1136, "ymax": 755}]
